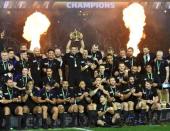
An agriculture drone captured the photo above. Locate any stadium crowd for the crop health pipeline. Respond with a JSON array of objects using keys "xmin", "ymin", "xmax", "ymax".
[{"xmin": 0, "ymin": 39, "xmax": 170, "ymax": 129}]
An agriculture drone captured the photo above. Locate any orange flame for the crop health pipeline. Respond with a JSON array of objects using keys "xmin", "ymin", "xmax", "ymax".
[
  {"xmin": 22, "ymin": 12, "xmax": 51, "ymax": 50},
  {"xmin": 123, "ymin": 3, "xmax": 146, "ymax": 56}
]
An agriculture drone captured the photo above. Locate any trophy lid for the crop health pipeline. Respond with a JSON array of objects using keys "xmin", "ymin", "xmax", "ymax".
[{"xmin": 69, "ymin": 29, "xmax": 83, "ymax": 41}]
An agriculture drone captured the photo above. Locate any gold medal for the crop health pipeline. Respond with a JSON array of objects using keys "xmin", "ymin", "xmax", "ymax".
[
  {"xmin": 75, "ymin": 63, "xmax": 77, "ymax": 67},
  {"xmin": 156, "ymin": 60, "xmax": 161, "ymax": 75}
]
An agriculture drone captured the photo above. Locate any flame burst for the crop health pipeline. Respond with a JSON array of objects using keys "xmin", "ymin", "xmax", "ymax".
[
  {"xmin": 123, "ymin": 3, "xmax": 146, "ymax": 56},
  {"xmin": 22, "ymin": 12, "xmax": 51, "ymax": 50}
]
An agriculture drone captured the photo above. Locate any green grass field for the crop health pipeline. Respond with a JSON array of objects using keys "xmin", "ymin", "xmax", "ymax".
[{"xmin": 16, "ymin": 123, "xmax": 170, "ymax": 131}]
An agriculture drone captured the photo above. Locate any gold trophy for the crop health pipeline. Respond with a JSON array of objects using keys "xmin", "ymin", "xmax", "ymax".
[{"xmin": 69, "ymin": 29, "xmax": 83, "ymax": 41}]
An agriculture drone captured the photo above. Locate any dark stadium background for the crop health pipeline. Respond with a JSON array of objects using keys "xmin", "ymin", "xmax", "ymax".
[
  {"xmin": 0, "ymin": 1, "xmax": 170, "ymax": 131},
  {"xmin": 0, "ymin": 2, "xmax": 170, "ymax": 53}
]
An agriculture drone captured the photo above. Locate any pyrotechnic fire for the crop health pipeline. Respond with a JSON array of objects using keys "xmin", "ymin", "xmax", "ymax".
[
  {"xmin": 22, "ymin": 12, "xmax": 51, "ymax": 50},
  {"xmin": 123, "ymin": 3, "xmax": 146, "ymax": 56}
]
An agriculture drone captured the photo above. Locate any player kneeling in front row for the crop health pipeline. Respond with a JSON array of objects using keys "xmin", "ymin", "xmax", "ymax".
[
  {"xmin": 88, "ymin": 77, "xmax": 110, "ymax": 127},
  {"xmin": 121, "ymin": 76, "xmax": 141, "ymax": 124},
  {"xmin": 97, "ymin": 94, "xmax": 120, "ymax": 127},
  {"xmin": 136, "ymin": 80, "xmax": 161, "ymax": 124},
  {"xmin": 0, "ymin": 79, "xmax": 23, "ymax": 129},
  {"xmin": 75, "ymin": 81, "xmax": 91, "ymax": 126},
  {"xmin": 56, "ymin": 81, "xmax": 78, "ymax": 127},
  {"xmin": 106, "ymin": 77, "xmax": 122, "ymax": 125},
  {"xmin": 37, "ymin": 83, "xmax": 58, "ymax": 128},
  {"xmin": 21, "ymin": 80, "xmax": 42, "ymax": 129}
]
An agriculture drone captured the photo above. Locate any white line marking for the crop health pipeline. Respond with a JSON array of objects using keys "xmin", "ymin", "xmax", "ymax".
[
  {"xmin": 66, "ymin": 128, "xmax": 93, "ymax": 131},
  {"xmin": 24, "ymin": 128, "xmax": 93, "ymax": 131}
]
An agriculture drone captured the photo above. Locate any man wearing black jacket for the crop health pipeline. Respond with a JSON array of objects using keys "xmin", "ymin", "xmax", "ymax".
[{"xmin": 137, "ymin": 47, "xmax": 155, "ymax": 73}]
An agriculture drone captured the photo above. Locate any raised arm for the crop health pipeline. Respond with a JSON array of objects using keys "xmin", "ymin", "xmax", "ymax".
[
  {"xmin": 80, "ymin": 40, "xmax": 85, "ymax": 54},
  {"xmin": 66, "ymin": 40, "xmax": 72, "ymax": 53}
]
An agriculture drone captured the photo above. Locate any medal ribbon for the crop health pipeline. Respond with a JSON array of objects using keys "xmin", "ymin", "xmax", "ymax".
[
  {"xmin": 3, "ymin": 61, "xmax": 7, "ymax": 70},
  {"xmin": 147, "ymin": 73, "xmax": 153, "ymax": 79},
  {"xmin": 7, "ymin": 88, "xmax": 13, "ymax": 99},
  {"xmin": 156, "ymin": 60, "xmax": 161, "ymax": 74}
]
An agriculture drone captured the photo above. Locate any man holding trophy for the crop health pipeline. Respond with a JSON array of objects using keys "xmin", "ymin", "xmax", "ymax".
[{"xmin": 64, "ymin": 29, "xmax": 85, "ymax": 87}]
